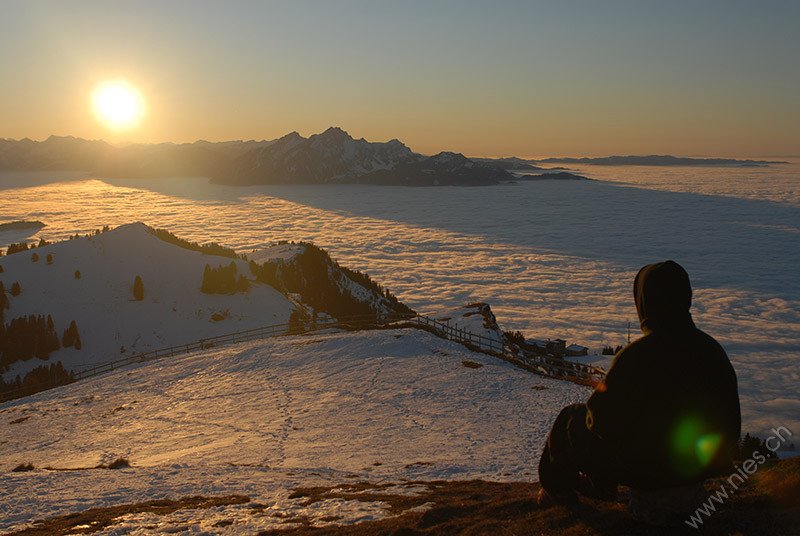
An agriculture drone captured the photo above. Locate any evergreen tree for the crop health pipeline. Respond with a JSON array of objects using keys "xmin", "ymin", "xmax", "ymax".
[
  {"xmin": 62, "ymin": 320, "xmax": 80, "ymax": 348},
  {"xmin": 74, "ymin": 270, "xmax": 81, "ymax": 279},
  {"xmin": 6, "ymin": 243, "xmax": 28, "ymax": 255},
  {"xmin": 133, "ymin": 276, "xmax": 144, "ymax": 301},
  {"xmin": 46, "ymin": 254, "xmax": 53, "ymax": 265},
  {"xmin": 31, "ymin": 253, "xmax": 39, "ymax": 263},
  {"xmin": 236, "ymin": 274, "xmax": 250, "ymax": 293},
  {"xmin": 201, "ymin": 262, "xmax": 249, "ymax": 294},
  {"xmin": 201, "ymin": 264, "xmax": 213, "ymax": 293},
  {"xmin": 0, "ymin": 361, "xmax": 75, "ymax": 402},
  {"xmin": 0, "ymin": 282, "xmax": 8, "ymax": 311},
  {"xmin": 288, "ymin": 309, "xmax": 307, "ymax": 334},
  {"xmin": 0, "ymin": 314, "xmax": 61, "ymax": 367},
  {"xmin": 10, "ymin": 282, "xmax": 21, "ymax": 296}
]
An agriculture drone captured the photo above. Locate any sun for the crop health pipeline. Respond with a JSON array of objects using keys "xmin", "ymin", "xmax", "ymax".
[{"xmin": 91, "ymin": 80, "xmax": 145, "ymax": 130}]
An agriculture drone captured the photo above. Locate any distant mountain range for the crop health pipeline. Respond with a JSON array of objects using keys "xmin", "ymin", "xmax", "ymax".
[
  {"xmin": 3, "ymin": 132, "xmax": 784, "ymax": 186},
  {"xmin": 217, "ymin": 128, "xmax": 514, "ymax": 186},
  {"xmin": 535, "ymin": 155, "xmax": 788, "ymax": 167},
  {"xmin": 0, "ymin": 135, "xmax": 271, "ymax": 179},
  {"xmin": 0, "ymin": 129, "xmax": 515, "ymax": 186}
]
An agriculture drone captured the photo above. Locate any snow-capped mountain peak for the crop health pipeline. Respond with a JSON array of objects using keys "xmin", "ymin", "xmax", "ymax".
[{"xmin": 216, "ymin": 127, "xmax": 420, "ymax": 184}]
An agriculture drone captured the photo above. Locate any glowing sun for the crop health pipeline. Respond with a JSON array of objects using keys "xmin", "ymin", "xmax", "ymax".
[{"xmin": 91, "ymin": 80, "xmax": 145, "ymax": 130}]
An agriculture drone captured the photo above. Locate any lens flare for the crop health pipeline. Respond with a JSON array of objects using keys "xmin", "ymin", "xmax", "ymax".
[
  {"xmin": 671, "ymin": 416, "xmax": 722, "ymax": 478},
  {"xmin": 91, "ymin": 80, "xmax": 145, "ymax": 130}
]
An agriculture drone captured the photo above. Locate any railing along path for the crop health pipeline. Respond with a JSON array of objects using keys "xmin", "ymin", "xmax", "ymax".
[{"xmin": 0, "ymin": 313, "xmax": 605, "ymax": 402}]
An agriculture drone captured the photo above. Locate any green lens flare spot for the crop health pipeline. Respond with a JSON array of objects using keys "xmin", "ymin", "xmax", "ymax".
[
  {"xmin": 696, "ymin": 434, "xmax": 722, "ymax": 466},
  {"xmin": 671, "ymin": 416, "xmax": 720, "ymax": 477},
  {"xmin": 673, "ymin": 417, "xmax": 703, "ymax": 456}
]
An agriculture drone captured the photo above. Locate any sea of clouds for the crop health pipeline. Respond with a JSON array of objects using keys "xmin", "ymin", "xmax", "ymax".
[{"xmin": 0, "ymin": 162, "xmax": 798, "ymax": 435}]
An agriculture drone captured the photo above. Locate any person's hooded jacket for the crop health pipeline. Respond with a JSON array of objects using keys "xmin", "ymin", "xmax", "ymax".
[{"xmin": 586, "ymin": 260, "xmax": 741, "ymax": 489}]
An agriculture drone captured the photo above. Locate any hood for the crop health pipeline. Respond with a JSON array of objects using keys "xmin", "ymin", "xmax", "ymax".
[{"xmin": 634, "ymin": 260, "xmax": 695, "ymax": 334}]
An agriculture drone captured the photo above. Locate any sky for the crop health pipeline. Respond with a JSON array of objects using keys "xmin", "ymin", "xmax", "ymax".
[{"xmin": 1, "ymin": 0, "xmax": 798, "ymax": 157}]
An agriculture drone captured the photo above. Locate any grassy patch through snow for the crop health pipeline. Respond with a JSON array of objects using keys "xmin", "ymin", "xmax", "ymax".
[
  {"xmin": 6, "ymin": 495, "xmax": 250, "ymax": 535},
  {"xmin": 261, "ymin": 458, "xmax": 800, "ymax": 535}
]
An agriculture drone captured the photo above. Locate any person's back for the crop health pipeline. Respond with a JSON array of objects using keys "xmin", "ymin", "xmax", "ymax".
[
  {"xmin": 587, "ymin": 261, "xmax": 740, "ymax": 488},
  {"xmin": 539, "ymin": 260, "xmax": 741, "ymax": 503}
]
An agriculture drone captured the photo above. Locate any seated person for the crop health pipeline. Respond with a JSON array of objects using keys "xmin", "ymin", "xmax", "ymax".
[{"xmin": 538, "ymin": 261, "xmax": 741, "ymax": 504}]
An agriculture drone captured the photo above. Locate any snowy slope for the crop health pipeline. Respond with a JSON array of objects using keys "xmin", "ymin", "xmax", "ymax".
[
  {"xmin": 0, "ymin": 223, "xmax": 296, "ymax": 380},
  {"xmin": 0, "ymin": 328, "xmax": 588, "ymax": 533},
  {"xmin": 429, "ymin": 303, "xmax": 505, "ymax": 347},
  {"xmin": 247, "ymin": 242, "xmax": 305, "ymax": 264}
]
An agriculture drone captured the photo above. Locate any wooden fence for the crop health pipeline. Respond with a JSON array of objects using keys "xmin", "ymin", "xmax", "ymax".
[
  {"xmin": 406, "ymin": 315, "xmax": 605, "ymax": 385},
  {"xmin": 0, "ymin": 312, "xmax": 604, "ymax": 402}
]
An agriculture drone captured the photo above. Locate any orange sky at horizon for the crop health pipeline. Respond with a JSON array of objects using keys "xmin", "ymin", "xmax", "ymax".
[{"xmin": 2, "ymin": 2, "xmax": 798, "ymax": 159}]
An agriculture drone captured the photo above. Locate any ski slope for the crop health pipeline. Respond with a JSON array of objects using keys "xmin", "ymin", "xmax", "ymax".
[{"xmin": 0, "ymin": 327, "xmax": 588, "ymax": 533}]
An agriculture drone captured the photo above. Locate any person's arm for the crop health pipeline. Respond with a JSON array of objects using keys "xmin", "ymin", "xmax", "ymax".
[{"xmin": 586, "ymin": 350, "xmax": 639, "ymax": 444}]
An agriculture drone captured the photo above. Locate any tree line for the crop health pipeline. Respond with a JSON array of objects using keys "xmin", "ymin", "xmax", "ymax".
[
  {"xmin": 0, "ymin": 314, "xmax": 82, "ymax": 370},
  {"xmin": 0, "ymin": 361, "xmax": 75, "ymax": 402},
  {"xmin": 248, "ymin": 242, "xmax": 413, "ymax": 320},
  {"xmin": 201, "ymin": 262, "xmax": 250, "ymax": 294},
  {"xmin": 151, "ymin": 227, "xmax": 241, "ymax": 259}
]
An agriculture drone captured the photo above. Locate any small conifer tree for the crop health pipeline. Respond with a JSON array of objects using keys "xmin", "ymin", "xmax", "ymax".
[
  {"xmin": 201, "ymin": 264, "xmax": 213, "ymax": 293},
  {"xmin": 46, "ymin": 254, "xmax": 53, "ymax": 265},
  {"xmin": 288, "ymin": 309, "xmax": 307, "ymax": 334},
  {"xmin": 74, "ymin": 270, "xmax": 81, "ymax": 279},
  {"xmin": 31, "ymin": 253, "xmax": 39, "ymax": 263},
  {"xmin": 133, "ymin": 276, "xmax": 144, "ymax": 301},
  {"xmin": 0, "ymin": 281, "xmax": 8, "ymax": 312},
  {"xmin": 62, "ymin": 320, "xmax": 80, "ymax": 348},
  {"xmin": 236, "ymin": 275, "xmax": 250, "ymax": 293},
  {"xmin": 10, "ymin": 282, "xmax": 21, "ymax": 296}
]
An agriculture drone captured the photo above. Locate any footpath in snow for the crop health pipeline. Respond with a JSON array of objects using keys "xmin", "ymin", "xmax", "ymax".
[{"xmin": 0, "ymin": 327, "xmax": 588, "ymax": 533}]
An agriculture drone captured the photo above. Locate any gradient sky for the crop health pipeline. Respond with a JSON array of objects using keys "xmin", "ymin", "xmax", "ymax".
[{"xmin": 1, "ymin": 0, "xmax": 798, "ymax": 157}]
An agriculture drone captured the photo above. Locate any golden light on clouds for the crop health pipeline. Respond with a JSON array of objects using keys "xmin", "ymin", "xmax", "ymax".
[{"xmin": 91, "ymin": 80, "xmax": 145, "ymax": 130}]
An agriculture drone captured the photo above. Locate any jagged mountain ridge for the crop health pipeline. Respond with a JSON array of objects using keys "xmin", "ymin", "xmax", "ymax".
[
  {"xmin": 0, "ymin": 129, "xmax": 515, "ymax": 185},
  {"xmin": 356, "ymin": 150, "xmax": 513, "ymax": 186},
  {"xmin": 213, "ymin": 127, "xmax": 421, "ymax": 185}
]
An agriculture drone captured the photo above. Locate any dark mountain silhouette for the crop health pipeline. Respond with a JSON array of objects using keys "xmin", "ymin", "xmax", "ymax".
[
  {"xmin": 471, "ymin": 156, "xmax": 544, "ymax": 171},
  {"xmin": 212, "ymin": 127, "xmax": 421, "ymax": 185},
  {"xmin": 0, "ymin": 135, "xmax": 273, "ymax": 178},
  {"xmin": 357, "ymin": 151, "xmax": 512, "ymax": 186},
  {"xmin": 515, "ymin": 171, "xmax": 591, "ymax": 181},
  {"xmin": 535, "ymin": 155, "xmax": 787, "ymax": 167},
  {"xmin": 0, "ymin": 129, "xmax": 512, "ymax": 186},
  {"xmin": 0, "ymin": 136, "xmax": 115, "ymax": 171}
]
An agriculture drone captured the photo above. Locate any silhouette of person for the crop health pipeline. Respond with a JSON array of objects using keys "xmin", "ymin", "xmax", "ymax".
[{"xmin": 538, "ymin": 261, "xmax": 740, "ymax": 503}]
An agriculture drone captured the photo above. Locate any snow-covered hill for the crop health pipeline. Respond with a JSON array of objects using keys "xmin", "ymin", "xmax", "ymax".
[
  {"xmin": 0, "ymin": 223, "xmax": 408, "ymax": 383},
  {"xmin": 0, "ymin": 223, "xmax": 294, "ymax": 380},
  {"xmin": 0, "ymin": 327, "xmax": 588, "ymax": 533}
]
